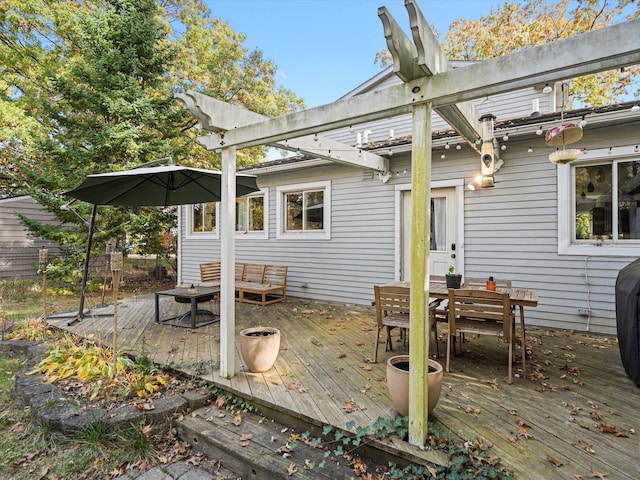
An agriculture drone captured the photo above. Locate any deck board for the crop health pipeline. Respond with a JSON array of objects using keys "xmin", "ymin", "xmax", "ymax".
[{"xmin": 46, "ymin": 295, "xmax": 640, "ymax": 480}]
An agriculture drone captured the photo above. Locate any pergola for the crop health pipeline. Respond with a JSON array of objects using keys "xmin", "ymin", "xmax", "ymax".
[{"xmin": 178, "ymin": 0, "xmax": 640, "ymax": 446}]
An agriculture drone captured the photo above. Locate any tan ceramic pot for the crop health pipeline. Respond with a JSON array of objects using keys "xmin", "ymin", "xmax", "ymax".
[
  {"xmin": 386, "ymin": 355, "xmax": 443, "ymax": 417},
  {"xmin": 239, "ymin": 327, "xmax": 281, "ymax": 373}
]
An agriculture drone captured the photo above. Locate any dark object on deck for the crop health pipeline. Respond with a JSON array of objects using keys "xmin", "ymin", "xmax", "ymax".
[{"xmin": 615, "ymin": 258, "xmax": 640, "ymax": 387}]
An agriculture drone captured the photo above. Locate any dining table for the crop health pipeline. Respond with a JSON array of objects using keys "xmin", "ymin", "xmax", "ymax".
[{"xmin": 385, "ymin": 281, "xmax": 539, "ymax": 368}]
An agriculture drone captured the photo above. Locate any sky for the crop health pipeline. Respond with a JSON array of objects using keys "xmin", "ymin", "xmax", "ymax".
[{"xmin": 205, "ymin": 0, "xmax": 508, "ymax": 108}]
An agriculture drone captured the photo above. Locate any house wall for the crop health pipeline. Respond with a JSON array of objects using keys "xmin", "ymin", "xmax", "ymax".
[
  {"xmin": 179, "ymin": 121, "xmax": 638, "ymax": 335},
  {"xmin": 0, "ymin": 196, "xmax": 63, "ymax": 278}
]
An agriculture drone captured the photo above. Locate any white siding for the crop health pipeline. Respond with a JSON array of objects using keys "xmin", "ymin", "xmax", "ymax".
[{"xmin": 180, "ymin": 131, "xmax": 636, "ymax": 335}]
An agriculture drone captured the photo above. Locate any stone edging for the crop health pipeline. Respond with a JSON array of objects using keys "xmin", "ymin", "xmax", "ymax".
[{"xmin": 2, "ymin": 339, "xmax": 212, "ymax": 437}]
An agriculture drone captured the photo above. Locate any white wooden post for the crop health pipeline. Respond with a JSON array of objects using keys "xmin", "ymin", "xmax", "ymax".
[
  {"xmin": 220, "ymin": 146, "xmax": 237, "ymax": 378},
  {"xmin": 408, "ymin": 101, "xmax": 432, "ymax": 446}
]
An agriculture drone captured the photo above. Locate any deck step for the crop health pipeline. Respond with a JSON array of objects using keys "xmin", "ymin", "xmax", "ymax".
[{"xmin": 175, "ymin": 408, "xmax": 360, "ymax": 479}]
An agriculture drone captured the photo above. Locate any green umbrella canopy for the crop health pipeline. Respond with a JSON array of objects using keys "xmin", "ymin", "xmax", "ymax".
[{"xmin": 65, "ymin": 165, "xmax": 259, "ymax": 206}]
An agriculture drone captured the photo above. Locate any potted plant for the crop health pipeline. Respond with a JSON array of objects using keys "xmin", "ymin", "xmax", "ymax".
[
  {"xmin": 386, "ymin": 355, "xmax": 443, "ymax": 417},
  {"xmin": 445, "ymin": 266, "xmax": 462, "ymax": 289},
  {"xmin": 239, "ymin": 326, "xmax": 281, "ymax": 373}
]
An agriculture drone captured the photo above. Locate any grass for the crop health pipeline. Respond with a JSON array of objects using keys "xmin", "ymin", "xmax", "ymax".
[
  {"xmin": 0, "ymin": 261, "xmax": 199, "ymax": 479},
  {"xmin": 0, "ymin": 345, "xmax": 197, "ymax": 479},
  {"xmin": 0, "ymin": 256, "xmax": 175, "ymax": 325}
]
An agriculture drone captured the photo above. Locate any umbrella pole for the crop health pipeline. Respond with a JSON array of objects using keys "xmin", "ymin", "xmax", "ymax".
[{"xmin": 69, "ymin": 204, "xmax": 97, "ymax": 326}]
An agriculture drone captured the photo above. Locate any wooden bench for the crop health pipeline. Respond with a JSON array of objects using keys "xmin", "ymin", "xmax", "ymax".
[{"xmin": 199, "ymin": 262, "xmax": 288, "ymax": 306}]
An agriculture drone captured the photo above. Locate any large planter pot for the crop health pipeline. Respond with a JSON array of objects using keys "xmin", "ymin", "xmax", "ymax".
[
  {"xmin": 445, "ymin": 274, "xmax": 462, "ymax": 289},
  {"xmin": 386, "ymin": 355, "xmax": 443, "ymax": 417},
  {"xmin": 239, "ymin": 327, "xmax": 281, "ymax": 373}
]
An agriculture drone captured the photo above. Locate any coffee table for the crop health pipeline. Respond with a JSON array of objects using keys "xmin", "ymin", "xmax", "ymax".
[{"xmin": 155, "ymin": 286, "xmax": 220, "ymax": 329}]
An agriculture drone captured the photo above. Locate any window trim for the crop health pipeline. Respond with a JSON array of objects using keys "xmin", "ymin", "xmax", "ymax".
[
  {"xmin": 235, "ymin": 188, "xmax": 269, "ymax": 240},
  {"xmin": 558, "ymin": 144, "xmax": 640, "ymax": 256},
  {"xmin": 186, "ymin": 201, "xmax": 220, "ymax": 240},
  {"xmin": 276, "ymin": 180, "xmax": 331, "ymax": 240}
]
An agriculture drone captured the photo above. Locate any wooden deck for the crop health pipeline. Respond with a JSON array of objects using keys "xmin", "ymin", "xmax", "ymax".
[{"xmin": 47, "ymin": 295, "xmax": 639, "ymax": 479}]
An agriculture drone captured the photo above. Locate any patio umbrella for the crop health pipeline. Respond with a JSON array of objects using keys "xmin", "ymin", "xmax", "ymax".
[
  {"xmin": 63, "ymin": 164, "xmax": 259, "ymax": 324},
  {"xmin": 65, "ymin": 164, "xmax": 259, "ymax": 206}
]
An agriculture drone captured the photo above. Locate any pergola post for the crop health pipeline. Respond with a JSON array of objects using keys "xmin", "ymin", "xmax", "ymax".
[
  {"xmin": 408, "ymin": 101, "xmax": 432, "ymax": 446},
  {"xmin": 220, "ymin": 146, "xmax": 237, "ymax": 378}
]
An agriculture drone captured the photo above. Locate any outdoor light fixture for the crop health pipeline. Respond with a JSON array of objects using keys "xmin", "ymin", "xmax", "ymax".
[
  {"xmin": 468, "ymin": 174, "xmax": 495, "ymax": 190},
  {"xmin": 543, "ymin": 83, "xmax": 553, "ymax": 94},
  {"xmin": 536, "ymin": 126, "xmax": 544, "ymax": 136}
]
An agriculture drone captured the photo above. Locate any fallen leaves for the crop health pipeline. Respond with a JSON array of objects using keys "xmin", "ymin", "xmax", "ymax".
[
  {"xmin": 232, "ymin": 413, "xmax": 242, "ymax": 426},
  {"xmin": 590, "ymin": 466, "xmax": 609, "ymax": 479},
  {"xmin": 342, "ymin": 399, "xmax": 358, "ymax": 413},
  {"xmin": 597, "ymin": 422, "xmax": 630, "ymax": 437},
  {"xmin": 286, "ymin": 461, "xmax": 298, "ymax": 476},
  {"xmin": 546, "ymin": 453, "xmax": 563, "ymax": 467},
  {"xmin": 576, "ymin": 439, "xmax": 595, "ymax": 454},
  {"xmin": 239, "ymin": 433, "xmax": 252, "ymax": 447}
]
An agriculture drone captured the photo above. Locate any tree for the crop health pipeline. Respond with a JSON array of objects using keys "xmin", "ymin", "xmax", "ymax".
[
  {"xmin": 374, "ymin": 0, "xmax": 639, "ymax": 106},
  {"xmin": 442, "ymin": 0, "xmax": 639, "ymax": 106},
  {"xmin": 1, "ymin": 0, "xmax": 304, "ymax": 280}
]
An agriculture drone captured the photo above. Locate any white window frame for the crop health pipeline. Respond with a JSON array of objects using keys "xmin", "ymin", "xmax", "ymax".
[
  {"xmin": 236, "ymin": 189, "xmax": 269, "ymax": 240},
  {"xmin": 186, "ymin": 201, "xmax": 220, "ymax": 240},
  {"xmin": 276, "ymin": 180, "xmax": 331, "ymax": 240},
  {"xmin": 558, "ymin": 144, "xmax": 640, "ymax": 256}
]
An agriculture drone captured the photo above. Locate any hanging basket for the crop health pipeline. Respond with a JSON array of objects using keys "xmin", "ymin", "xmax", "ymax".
[
  {"xmin": 545, "ymin": 122, "xmax": 583, "ymax": 147},
  {"xmin": 549, "ymin": 148, "xmax": 582, "ymax": 164}
]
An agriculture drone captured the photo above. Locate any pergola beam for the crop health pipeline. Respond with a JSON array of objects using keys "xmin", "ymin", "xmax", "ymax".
[
  {"xmin": 379, "ymin": 1, "xmax": 481, "ymax": 151},
  {"xmin": 193, "ymin": 19, "xmax": 640, "ymax": 150},
  {"xmin": 177, "ymin": 92, "xmax": 388, "ymax": 172}
]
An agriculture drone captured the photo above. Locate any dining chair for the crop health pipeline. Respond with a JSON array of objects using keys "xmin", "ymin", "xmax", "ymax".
[
  {"xmin": 429, "ymin": 276, "xmax": 447, "ymax": 357},
  {"xmin": 446, "ymin": 288, "xmax": 517, "ymax": 383},
  {"xmin": 460, "ymin": 277, "xmax": 514, "ymax": 344},
  {"xmin": 373, "ymin": 285, "xmax": 411, "ymax": 363},
  {"xmin": 372, "ymin": 285, "xmax": 441, "ymax": 362}
]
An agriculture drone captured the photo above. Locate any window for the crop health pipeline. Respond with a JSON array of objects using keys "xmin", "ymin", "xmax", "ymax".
[
  {"xmin": 192, "ymin": 202, "xmax": 217, "ymax": 234},
  {"xmin": 189, "ymin": 191, "xmax": 268, "ymax": 239},
  {"xmin": 236, "ymin": 191, "xmax": 268, "ymax": 238},
  {"xmin": 559, "ymin": 145, "xmax": 640, "ymax": 255},
  {"xmin": 277, "ymin": 181, "xmax": 331, "ymax": 239}
]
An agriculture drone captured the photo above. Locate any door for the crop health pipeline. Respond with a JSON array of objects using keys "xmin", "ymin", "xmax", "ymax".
[{"xmin": 401, "ymin": 187, "xmax": 457, "ymax": 280}]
